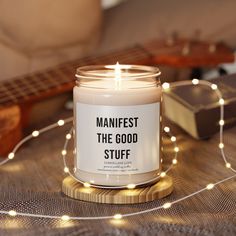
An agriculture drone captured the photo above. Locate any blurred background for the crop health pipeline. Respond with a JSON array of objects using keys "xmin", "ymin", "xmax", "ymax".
[{"xmin": 1, "ymin": 0, "xmax": 236, "ymax": 81}]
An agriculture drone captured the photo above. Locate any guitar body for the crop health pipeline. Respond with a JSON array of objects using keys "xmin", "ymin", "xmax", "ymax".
[
  {"xmin": 0, "ymin": 38, "xmax": 234, "ymax": 156},
  {"xmin": 0, "ymin": 93, "xmax": 70, "ymax": 156},
  {"xmin": 0, "ymin": 105, "xmax": 22, "ymax": 156}
]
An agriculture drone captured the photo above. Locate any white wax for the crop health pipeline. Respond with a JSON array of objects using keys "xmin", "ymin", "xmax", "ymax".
[{"xmin": 73, "ymin": 80, "xmax": 162, "ymax": 186}]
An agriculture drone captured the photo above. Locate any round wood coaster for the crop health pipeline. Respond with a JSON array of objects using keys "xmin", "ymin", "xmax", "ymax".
[{"xmin": 62, "ymin": 176, "xmax": 173, "ymax": 204}]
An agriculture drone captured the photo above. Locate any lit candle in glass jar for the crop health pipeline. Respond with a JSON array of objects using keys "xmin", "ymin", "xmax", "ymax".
[{"xmin": 73, "ymin": 64, "xmax": 162, "ymax": 186}]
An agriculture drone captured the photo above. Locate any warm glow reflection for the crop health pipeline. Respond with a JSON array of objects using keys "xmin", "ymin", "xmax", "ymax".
[
  {"xmin": 155, "ymin": 215, "xmax": 185, "ymax": 224},
  {"xmin": 56, "ymin": 219, "xmax": 75, "ymax": 228},
  {"xmin": 110, "ymin": 218, "xmax": 126, "ymax": 226},
  {"xmin": 0, "ymin": 219, "xmax": 24, "ymax": 229},
  {"xmin": 123, "ymin": 190, "xmax": 139, "ymax": 196},
  {"xmin": 1, "ymin": 163, "xmax": 24, "ymax": 172},
  {"xmin": 79, "ymin": 187, "xmax": 93, "ymax": 194}
]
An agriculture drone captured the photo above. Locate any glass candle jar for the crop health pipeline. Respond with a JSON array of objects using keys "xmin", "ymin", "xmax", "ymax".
[{"xmin": 73, "ymin": 64, "xmax": 162, "ymax": 187}]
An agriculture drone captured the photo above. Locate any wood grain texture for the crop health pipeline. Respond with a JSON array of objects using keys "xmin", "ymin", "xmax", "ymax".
[
  {"xmin": 0, "ymin": 105, "xmax": 22, "ymax": 155},
  {"xmin": 62, "ymin": 175, "xmax": 173, "ymax": 204}
]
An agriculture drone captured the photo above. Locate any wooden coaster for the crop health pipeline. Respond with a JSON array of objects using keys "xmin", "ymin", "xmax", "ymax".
[{"xmin": 62, "ymin": 176, "xmax": 173, "ymax": 204}]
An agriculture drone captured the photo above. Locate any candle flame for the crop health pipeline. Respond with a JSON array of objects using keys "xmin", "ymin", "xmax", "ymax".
[
  {"xmin": 115, "ymin": 62, "xmax": 121, "ymax": 81},
  {"xmin": 105, "ymin": 62, "xmax": 128, "ymax": 89},
  {"xmin": 114, "ymin": 62, "xmax": 121, "ymax": 90}
]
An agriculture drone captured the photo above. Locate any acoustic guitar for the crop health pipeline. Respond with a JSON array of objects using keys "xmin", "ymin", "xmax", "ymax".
[{"xmin": 0, "ymin": 38, "xmax": 234, "ymax": 156}]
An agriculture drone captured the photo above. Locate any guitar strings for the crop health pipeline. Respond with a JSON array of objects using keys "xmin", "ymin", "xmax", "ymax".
[
  {"xmin": 0, "ymin": 51, "xmax": 147, "ymax": 104},
  {"xmin": 0, "ymin": 39, "xmax": 188, "ymax": 102},
  {"xmin": 0, "ymin": 40, "xmax": 219, "ymax": 105}
]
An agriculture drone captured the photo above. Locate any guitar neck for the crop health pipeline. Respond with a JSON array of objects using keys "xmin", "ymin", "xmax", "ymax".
[
  {"xmin": 0, "ymin": 45, "xmax": 151, "ymax": 107},
  {"xmin": 0, "ymin": 39, "xmax": 234, "ymax": 107}
]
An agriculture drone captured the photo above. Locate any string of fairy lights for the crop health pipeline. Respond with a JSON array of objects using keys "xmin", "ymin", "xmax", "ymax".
[
  {"xmin": 61, "ymin": 124, "xmax": 178, "ymax": 190},
  {"xmin": 0, "ymin": 79, "xmax": 235, "ymax": 222}
]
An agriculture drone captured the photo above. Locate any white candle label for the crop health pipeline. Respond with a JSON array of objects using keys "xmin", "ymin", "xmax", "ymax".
[{"xmin": 76, "ymin": 102, "xmax": 160, "ymax": 175}]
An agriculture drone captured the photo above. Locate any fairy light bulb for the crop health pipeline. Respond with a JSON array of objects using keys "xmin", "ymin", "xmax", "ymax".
[
  {"xmin": 64, "ymin": 167, "xmax": 69, "ymax": 173},
  {"xmin": 127, "ymin": 184, "xmax": 136, "ymax": 189},
  {"xmin": 113, "ymin": 214, "xmax": 122, "ymax": 220},
  {"xmin": 8, "ymin": 152, "xmax": 15, "ymax": 160},
  {"xmin": 226, "ymin": 163, "xmax": 231, "ymax": 168},
  {"xmin": 192, "ymin": 79, "xmax": 199, "ymax": 85},
  {"xmin": 66, "ymin": 134, "xmax": 72, "ymax": 140},
  {"xmin": 174, "ymin": 147, "xmax": 179, "ymax": 152},
  {"xmin": 206, "ymin": 183, "xmax": 214, "ymax": 190},
  {"xmin": 163, "ymin": 202, "xmax": 172, "ymax": 209},
  {"xmin": 219, "ymin": 120, "xmax": 224, "ymax": 126},
  {"xmin": 160, "ymin": 172, "xmax": 166, "ymax": 178},
  {"xmin": 211, "ymin": 84, "xmax": 217, "ymax": 90},
  {"xmin": 164, "ymin": 126, "xmax": 170, "ymax": 133},
  {"xmin": 83, "ymin": 182, "xmax": 91, "ymax": 188},
  {"xmin": 61, "ymin": 215, "xmax": 70, "ymax": 221},
  {"xmin": 8, "ymin": 210, "xmax": 17, "ymax": 216},
  {"xmin": 162, "ymin": 82, "xmax": 170, "ymax": 90},
  {"xmin": 32, "ymin": 130, "xmax": 39, "ymax": 137},
  {"xmin": 58, "ymin": 120, "xmax": 65, "ymax": 126},
  {"xmin": 171, "ymin": 136, "xmax": 176, "ymax": 142},
  {"xmin": 219, "ymin": 98, "xmax": 224, "ymax": 105},
  {"xmin": 61, "ymin": 150, "xmax": 67, "ymax": 155},
  {"xmin": 172, "ymin": 159, "xmax": 177, "ymax": 165},
  {"xmin": 219, "ymin": 143, "xmax": 224, "ymax": 149}
]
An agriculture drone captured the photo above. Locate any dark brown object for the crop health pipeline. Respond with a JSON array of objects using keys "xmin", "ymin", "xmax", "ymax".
[
  {"xmin": 163, "ymin": 73, "xmax": 236, "ymax": 139},
  {"xmin": 0, "ymin": 38, "xmax": 234, "ymax": 155}
]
